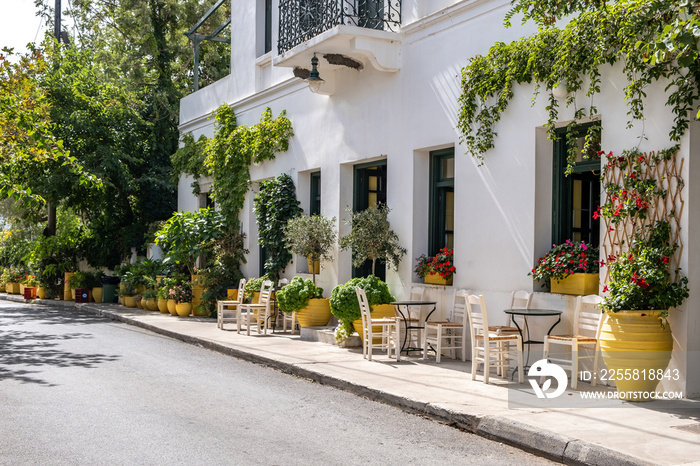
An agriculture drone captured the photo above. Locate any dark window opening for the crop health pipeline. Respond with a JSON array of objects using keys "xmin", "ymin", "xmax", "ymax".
[
  {"xmin": 429, "ymin": 148, "xmax": 455, "ymax": 257},
  {"xmin": 353, "ymin": 161, "xmax": 387, "ymax": 279}
]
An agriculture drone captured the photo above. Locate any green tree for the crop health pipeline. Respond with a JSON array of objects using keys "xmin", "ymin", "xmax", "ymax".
[{"xmin": 339, "ymin": 205, "xmax": 407, "ymax": 276}]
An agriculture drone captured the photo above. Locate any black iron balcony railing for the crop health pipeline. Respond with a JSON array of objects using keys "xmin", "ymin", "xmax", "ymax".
[{"xmin": 278, "ymin": 0, "xmax": 401, "ymax": 54}]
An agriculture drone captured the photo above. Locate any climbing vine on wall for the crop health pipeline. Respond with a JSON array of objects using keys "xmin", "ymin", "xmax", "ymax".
[
  {"xmin": 172, "ymin": 104, "xmax": 294, "ymax": 229},
  {"xmin": 457, "ymin": 0, "xmax": 700, "ymax": 172}
]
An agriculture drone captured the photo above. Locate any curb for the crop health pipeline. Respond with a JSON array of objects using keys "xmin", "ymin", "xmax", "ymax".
[{"xmin": 4, "ymin": 295, "xmax": 656, "ymax": 466}]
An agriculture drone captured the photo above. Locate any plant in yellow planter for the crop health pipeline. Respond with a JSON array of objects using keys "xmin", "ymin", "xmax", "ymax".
[
  {"xmin": 172, "ymin": 282, "xmax": 194, "ymax": 317},
  {"xmin": 529, "ymin": 240, "xmax": 599, "ymax": 294},
  {"xmin": 276, "ymin": 277, "xmax": 329, "ymax": 328},
  {"xmin": 330, "ymin": 275, "xmax": 395, "ymax": 337},
  {"xmin": 414, "ymin": 248, "xmax": 456, "ymax": 286},
  {"xmin": 598, "ymin": 221, "xmax": 689, "ymax": 397}
]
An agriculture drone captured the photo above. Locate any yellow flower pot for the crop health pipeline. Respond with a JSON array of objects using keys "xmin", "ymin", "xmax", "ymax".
[
  {"xmin": 7, "ymin": 282, "xmax": 20, "ymax": 294},
  {"xmin": 424, "ymin": 273, "xmax": 452, "ymax": 286},
  {"xmin": 227, "ymin": 289, "xmax": 238, "ymax": 300},
  {"xmin": 191, "ymin": 274, "xmax": 204, "ymax": 308},
  {"xmin": 167, "ymin": 299, "xmax": 178, "ymax": 315},
  {"xmin": 157, "ymin": 299, "xmax": 169, "ymax": 313},
  {"xmin": 37, "ymin": 287, "xmax": 46, "ymax": 299},
  {"xmin": 92, "ymin": 287, "xmax": 103, "ymax": 303},
  {"xmin": 64, "ymin": 272, "xmax": 74, "ymax": 301},
  {"xmin": 307, "ymin": 256, "xmax": 320, "ymax": 274},
  {"xmin": 122, "ymin": 296, "xmax": 137, "ymax": 308},
  {"xmin": 353, "ymin": 304, "xmax": 396, "ymax": 343},
  {"xmin": 175, "ymin": 302, "xmax": 192, "ymax": 317},
  {"xmin": 146, "ymin": 298, "xmax": 158, "ymax": 311},
  {"xmin": 296, "ymin": 298, "xmax": 331, "ymax": 328},
  {"xmin": 550, "ymin": 273, "xmax": 599, "ymax": 295},
  {"xmin": 599, "ymin": 310, "xmax": 673, "ymax": 400}
]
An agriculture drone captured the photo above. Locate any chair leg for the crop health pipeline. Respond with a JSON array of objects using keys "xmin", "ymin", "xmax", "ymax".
[
  {"xmin": 592, "ymin": 342, "xmax": 600, "ymax": 387},
  {"xmin": 436, "ymin": 327, "xmax": 443, "ymax": 364},
  {"xmin": 516, "ymin": 345, "xmax": 524, "ymax": 383},
  {"xmin": 483, "ymin": 345, "xmax": 490, "ymax": 384},
  {"xmin": 571, "ymin": 342, "xmax": 579, "ymax": 390}
]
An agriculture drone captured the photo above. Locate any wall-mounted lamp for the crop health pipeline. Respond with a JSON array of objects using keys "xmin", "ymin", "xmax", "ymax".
[{"xmin": 305, "ymin": 54, "xmax": 324, "ymax": 93}]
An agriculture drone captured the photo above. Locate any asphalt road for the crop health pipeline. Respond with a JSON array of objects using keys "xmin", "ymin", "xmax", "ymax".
[{"xmin": 0, "ymin": 301, "xmax": 555, "ymax": 465}]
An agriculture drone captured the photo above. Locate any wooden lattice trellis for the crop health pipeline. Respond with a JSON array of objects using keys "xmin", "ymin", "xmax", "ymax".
[{"xmin": 600, "ymin": 150, "xmax": 685, "ymax": 284}]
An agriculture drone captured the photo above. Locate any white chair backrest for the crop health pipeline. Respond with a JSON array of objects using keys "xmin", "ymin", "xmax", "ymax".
[
  {"xmin": 510, "ymin": 290, "xmax": 532, "ymax": 310},
  {"xmin": 409, "ymin": 286, "xmax": 426, "ymax": 301},
  {"xmin": 574, "ymin": 294, "xmax": 604, "ymax": 337},
  {"xmin": 355, "ymin": 287, "xmax": 373, "ymax": 333},
  {"xmin": 235, "ymin": 278, "xmax": 246, "ymax": 303},
  {"xmin": 258, "ymin": 280, "xmax": 273, "ymax": 304},
  {"xmin": 466, "ymin": 294, "xmax": 489, "ymax": 340},
  {"xmin": 449, "ymin": 289, "xmax": 470, "ymax": 324},
  {"xmin": 278, "ymin": 278, "xmax": 289, "ymax": 287}
]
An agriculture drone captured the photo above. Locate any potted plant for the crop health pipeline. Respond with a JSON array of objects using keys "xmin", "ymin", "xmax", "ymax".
[
  {"xmin": 142, "ymin": 289, "xmax": 159, "ymax": 311},
  {"xmin": 172, "ymin": 282, "xmax": 194, "ymax": 317},
  {"xmin": 414, "ymin": 248, "xmax": 456, "ymax": 286},
  {"xmin": 276, "ymin": 276, "xmax": 329, "ymax": 327},
  {"xmin": 339, "ymin": 205, "xmax": 407, "ymax": 276},
  {"xmin": 67, "ymin": 271, "xmax": 90, "ymax": 301},
  {"xmin": 330, "ymin": 275, "xmax": 396, "ymax": 338},
  {"xmin": 83, "ymin": 271, "xmax": 104, "ymax": 303},
  {"xmin": 118, "ymin": 284, "xmax": 137, "ymax": 307},
  {"xmin": 599, "ymin": 221, "xmax": 688, "ymax": 397},
  {"xmin": 156, "ymin": 283, "xmax": 170, "ymax": 313},
  {"xmin": 284, "ymin": 214, "xmax": 336, "ymax": 284},
  {"xmin": 529, "ymin": 240, "xmax": 599, "ymax": 295},
  {"xmin": 243, "ymin": 276, "xmax": 267, "ymax": 303}
]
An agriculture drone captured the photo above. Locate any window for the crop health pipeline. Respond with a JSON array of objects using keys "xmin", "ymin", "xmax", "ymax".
[
  {"xmin": 353, "ymin": 161, "xmax": 387, "ymax": 279},
  {"xmin": 310, "ymin": 171, "xmax": 321, "ymax": 215},
  {"xmin": 264, "ymin": 0, "xmax": 272, "ymax": 54},
  {"xmin": 552, "ymin": 123, "xmax": 601, "ymax": 247},
  {"xmin": 199, "ymin": 192, "xmax": 215, "ymax": 209},
  {"xmin": 429, "ymin": 149, "xmax": 454, "ymax": 256}
]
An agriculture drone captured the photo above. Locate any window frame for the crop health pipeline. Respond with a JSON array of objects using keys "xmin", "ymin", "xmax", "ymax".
[
  {"xmin": 552, "ymin": 122, "xmax": 601, "ymax": 247},
  {"xmin": 429, "ymin": 148, "xmax": 455, "ymax": 257},
  {"xmin": 310, "ymin": 171, "xmax": 321, "ymax": 216}
]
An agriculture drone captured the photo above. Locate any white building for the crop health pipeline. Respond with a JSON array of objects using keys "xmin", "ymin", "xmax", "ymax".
[{"xmin": 178, "ymin": 0, "xmax": 700, "ymax": 396}]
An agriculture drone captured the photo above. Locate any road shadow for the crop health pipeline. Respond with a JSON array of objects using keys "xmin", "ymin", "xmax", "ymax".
[{"xmin": 0, "ymin": 305, "xmax": 121, "ymax": 386}]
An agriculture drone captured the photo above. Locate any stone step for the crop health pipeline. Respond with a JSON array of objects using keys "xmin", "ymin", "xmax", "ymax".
[{"xmin": 299, "ymin": 326, "xmax": 361, "ymax": 347}]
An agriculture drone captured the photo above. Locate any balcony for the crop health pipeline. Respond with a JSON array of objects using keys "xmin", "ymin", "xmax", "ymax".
[
  {"xmin": 278, "ymin": 0, "xmax": 401, "ymax": 54},
  {"xmin": 274, "ymin": 0, "xmax": 402, "ymax": 86}
]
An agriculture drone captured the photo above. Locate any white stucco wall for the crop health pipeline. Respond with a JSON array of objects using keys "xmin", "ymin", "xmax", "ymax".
[{"xmin": 178, "ymin": 0, "xmax": 699, "ymax": 396}]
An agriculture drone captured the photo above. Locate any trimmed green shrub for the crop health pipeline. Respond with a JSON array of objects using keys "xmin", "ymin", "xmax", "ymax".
[
  {"xmin": 330, "ymin": 275, "xmax": 395, "ymax": 332},
  {"xmin": 276, "ymin": 276, "xmax": 323, "ymax": 314}
]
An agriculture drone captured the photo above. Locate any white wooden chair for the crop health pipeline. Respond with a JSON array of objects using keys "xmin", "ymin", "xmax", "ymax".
[
  {"xmin": 466, "ymin": 294, "xmax": 523, "ymax": 384},
  {"xmin": 217, "ymin": 278, "xmax": 246, "ymax": 330},
  {"xmin": 489, "ymin": 289, "xmax": 532, "ymax": 335},
  {"xmin": 356, "ymin": 287, "xmax": 399, "ymax": 361},
  {"xmin": 543, "ymin": 294, "xmax": 603, "ymax": 389},
  {"xmin": 274, "ymin": 279, "xmax": 298, "ymax": 334},
  {"xmin": 237, "ymin": 280, "xmax": 273, "ymax": 335},
  {"xmin": 422, "ymin": 289, "xmax": 469, "ymax": 363}
]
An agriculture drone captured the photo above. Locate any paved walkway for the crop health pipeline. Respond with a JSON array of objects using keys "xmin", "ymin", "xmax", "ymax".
[{"xmin": 4, "ymin": 294, "xmax": 700, "ymax": 465}]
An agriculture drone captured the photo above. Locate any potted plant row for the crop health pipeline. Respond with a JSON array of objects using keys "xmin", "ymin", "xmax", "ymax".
[{"xmin": 329, "ymin": 275, "xmax": 395, "ymax": 341}]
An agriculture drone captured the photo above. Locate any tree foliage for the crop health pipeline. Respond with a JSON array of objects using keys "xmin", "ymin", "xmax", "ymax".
[{"xmin": 339, "ymin": 205, "xmax": 406, "ymax": 276}]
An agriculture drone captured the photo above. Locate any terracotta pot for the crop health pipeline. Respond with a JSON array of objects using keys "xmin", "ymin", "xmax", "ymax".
[{"xmin": 599, "ymin": 310, "xmax": 673, "ymax": 401}]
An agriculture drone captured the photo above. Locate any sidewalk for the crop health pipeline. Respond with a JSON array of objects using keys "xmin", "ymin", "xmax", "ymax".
[{"xmin": 5, "ymin": 294, "xmax": 700, "ymax": 466}]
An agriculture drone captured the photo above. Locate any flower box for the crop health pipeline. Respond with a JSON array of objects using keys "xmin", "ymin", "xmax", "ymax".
[
  {"xmin": 424, "ymin": 273, "xmax": 453, "ymax": 286},
  {"xmin": 550, "ymin": 273, "xmax": 599, "ymax": 295}
]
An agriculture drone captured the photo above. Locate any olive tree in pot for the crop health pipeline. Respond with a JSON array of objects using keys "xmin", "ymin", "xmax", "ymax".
[
  {"xmin": 284, "ymin": 214, "xmax": 336, "ymax": 285},
  {"xmin": 339, "ymin": 205, "xmax": 406, "ymax": 276}
]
